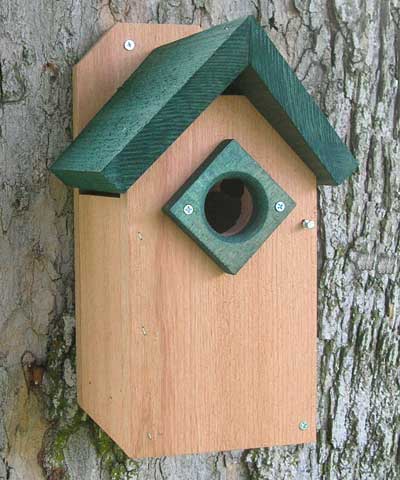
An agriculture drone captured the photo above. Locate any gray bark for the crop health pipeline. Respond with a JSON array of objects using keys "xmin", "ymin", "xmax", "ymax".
[{"xmin": 0, "ymin": 1, "xmax": 399, "ymax": 479}]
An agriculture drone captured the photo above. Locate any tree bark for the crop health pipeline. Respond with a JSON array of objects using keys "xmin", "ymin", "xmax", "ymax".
[{"xmin": 0, "ymin": 1, "xmax": 399, "ymax": 479}]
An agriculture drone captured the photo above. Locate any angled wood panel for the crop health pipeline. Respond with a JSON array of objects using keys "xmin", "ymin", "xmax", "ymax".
[{"xmin": 73, "ymin": 24, "xmax": 201, "ymax": 454}]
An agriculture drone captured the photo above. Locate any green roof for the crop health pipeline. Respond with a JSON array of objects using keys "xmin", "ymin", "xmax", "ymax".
[{"xmin": 50, "ymin": 16, "xmax": 358, "ymax": 193}]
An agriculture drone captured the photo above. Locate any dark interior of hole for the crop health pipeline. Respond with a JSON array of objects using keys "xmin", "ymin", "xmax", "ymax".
[{"xmin": 204, "ymin": 178, "xmax": 252, "ymax": 235}]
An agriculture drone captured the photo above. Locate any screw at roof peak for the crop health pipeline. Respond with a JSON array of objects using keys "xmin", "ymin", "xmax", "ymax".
[{"xmin": 124, "ymin": 39, "xmax": 135, "ymax": 51}]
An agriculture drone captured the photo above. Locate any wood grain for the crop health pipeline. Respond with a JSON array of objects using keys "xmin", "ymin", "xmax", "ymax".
[
  {"xmin": 73, "ymin": 23, "xmax": 201, "ymax": 455},
  {"xmin": 52, "ymin": 16, "xmax": 357, "ymax": 193},
  {"xmin": 74, "ymin": 24, "xmax": 317, "ymax": 458}
]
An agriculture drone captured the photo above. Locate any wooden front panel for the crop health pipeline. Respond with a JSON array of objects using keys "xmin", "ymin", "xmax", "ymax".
[
  {"xmin": 126, "ymin": 96, "xmax": 317, "ymax": 457},
  {"xmin": 77, "ymin": 193, "xmax": 132, "ymax": 452},
  {"xmin": 74, "ymin": 24, "xmax": 316, "ymax": 458}
]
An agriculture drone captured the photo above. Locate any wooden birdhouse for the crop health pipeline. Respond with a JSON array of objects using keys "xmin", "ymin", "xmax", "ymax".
[{"xmin": 50, "ymin": 17, "xmax": 357, "ymax": 458}]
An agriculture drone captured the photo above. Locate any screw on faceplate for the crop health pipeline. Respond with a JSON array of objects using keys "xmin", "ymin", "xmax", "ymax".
[
  {"xmin": 299, "ymin": 421, "xmax": 309, "ymax": 431},
  {"xmin": 275, "ymin": 201, "xmax": 286, "ymax": 213},
  {"xmin": 302, "ymin": 219, "xmax": 315, "ymax": 229},
  {"xmin": 124, "ymin": 39, "xmax": 135, "ymax": 51},
  {"xmin": 183, "ymin": 204, "xmax": 194, "ymax": 215}
]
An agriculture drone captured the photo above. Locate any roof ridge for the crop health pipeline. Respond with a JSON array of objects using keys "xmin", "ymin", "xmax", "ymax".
[{"xmin": 51, "ymin": 16, "xmax": 357, "ymax": 193}]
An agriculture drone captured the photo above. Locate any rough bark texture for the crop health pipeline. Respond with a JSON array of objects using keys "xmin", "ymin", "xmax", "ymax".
[{"xmin": 0, "ymin": 1, "xmax": 399, "ymax": 479}]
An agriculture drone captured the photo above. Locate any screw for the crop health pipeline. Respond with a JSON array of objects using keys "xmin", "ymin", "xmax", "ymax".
[
  {"xmin": 275, "ymin": 201, "xmax": 286, "ymax": 213},
  {"xmin": 183, "ymin": 204, "xmax": 194, "ymax": 215},
  {"xmin": 124, "ymin": 39, "xmax": 135, "ymax": 51},
  {"xmin": 299, "ymin": 421, "xmax": 309, "ymax": 431},
  {"xmin": 302, "ymin": 219, "xmax": 315, "ymax": 229}
]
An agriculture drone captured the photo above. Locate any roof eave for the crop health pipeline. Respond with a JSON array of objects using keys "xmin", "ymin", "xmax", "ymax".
[{"xmin": 50, "ymin": 16, "xmax": 358, "ymax": 193}]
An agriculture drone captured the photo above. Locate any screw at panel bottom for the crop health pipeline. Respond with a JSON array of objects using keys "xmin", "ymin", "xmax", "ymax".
[{"xmin": 299, "ymin": 421, "xmax": 309, "ymax": 431}]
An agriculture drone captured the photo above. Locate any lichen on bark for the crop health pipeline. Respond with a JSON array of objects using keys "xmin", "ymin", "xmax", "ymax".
[
  {"xmin": 36, "ymin": 314, "xmax": 138, "ymax": 480},
  {"xmin": 0, "ymin": 0, "xmax": 399, "ymax": 479}
]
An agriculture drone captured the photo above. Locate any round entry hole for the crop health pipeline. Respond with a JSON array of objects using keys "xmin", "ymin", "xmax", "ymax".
[{"xmin": 204, "ymin": 178, "xmax": 254, "ymax": 236}]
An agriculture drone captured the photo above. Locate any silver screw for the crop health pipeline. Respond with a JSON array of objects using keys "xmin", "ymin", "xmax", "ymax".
[
  {"xmin": 183, "ymin": 204, "xmax": 194, "ymax": 215},
  {"xmin": 302, "ymin": 219, "xmax": 315, "ymax": 229},
  {"xmin": 124, "ymin": 39, "xmax": 135, "ymax": 51},
  {"xmin": 299, "ymin": 421, "xmax": 309, "ymax": 431},
  {"xmin": 275, "ymin": 201, "xmax": 286, "ymax": 213}
]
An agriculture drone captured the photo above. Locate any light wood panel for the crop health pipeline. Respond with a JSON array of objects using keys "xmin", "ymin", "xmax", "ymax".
[
  {"xmin": 74, "ymin": 24, "xmax": 317, "ymax": 458},
  {"xmin": 73, "ymin": 23, "xmax": 200, "ymax": 454}
]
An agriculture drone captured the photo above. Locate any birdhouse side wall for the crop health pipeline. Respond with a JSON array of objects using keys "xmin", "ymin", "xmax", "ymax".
[{"xmin": 75, "ymin": 192, "xmax": 133, "ymax": 453}]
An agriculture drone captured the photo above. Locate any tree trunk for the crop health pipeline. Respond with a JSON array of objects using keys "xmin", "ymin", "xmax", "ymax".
[{"xmin": 0, "ymin": 1, "xmax": 398, "ymax": 479}]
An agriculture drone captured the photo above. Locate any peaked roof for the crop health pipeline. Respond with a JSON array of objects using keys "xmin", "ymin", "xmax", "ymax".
[{"xmin": 51, "ymin": 16, "xmax": 358, "ymax": 193}]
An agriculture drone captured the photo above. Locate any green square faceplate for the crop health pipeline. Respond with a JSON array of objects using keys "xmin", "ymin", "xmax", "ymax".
[{"xmin": 163, "ymin": 140, "xmax": 296, "ymax": 274}]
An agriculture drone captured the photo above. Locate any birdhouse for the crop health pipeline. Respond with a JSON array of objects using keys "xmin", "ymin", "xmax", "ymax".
[{"xmin": 50, "ymin": 17, "xmax": 357, "ymax": 458}]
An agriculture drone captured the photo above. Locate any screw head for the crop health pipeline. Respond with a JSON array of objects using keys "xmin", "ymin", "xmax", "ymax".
[
  {"xmin": 302, "ymin": 219, "xmax": 315, "ymax": 229},
  {"xmin": 124, "ymin": 39, "xmax": 135, "ymax": 51},
  {"xmin": 275, "ymin": 201, "xmax": 286, "ymax": 213},
  {"xmin": 299, "ymin": 421, "xmax": 309, "ymax": 431},
  {"xmin": 183, "ymin": 204, "xmax": 194, "ymax": 215}
]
